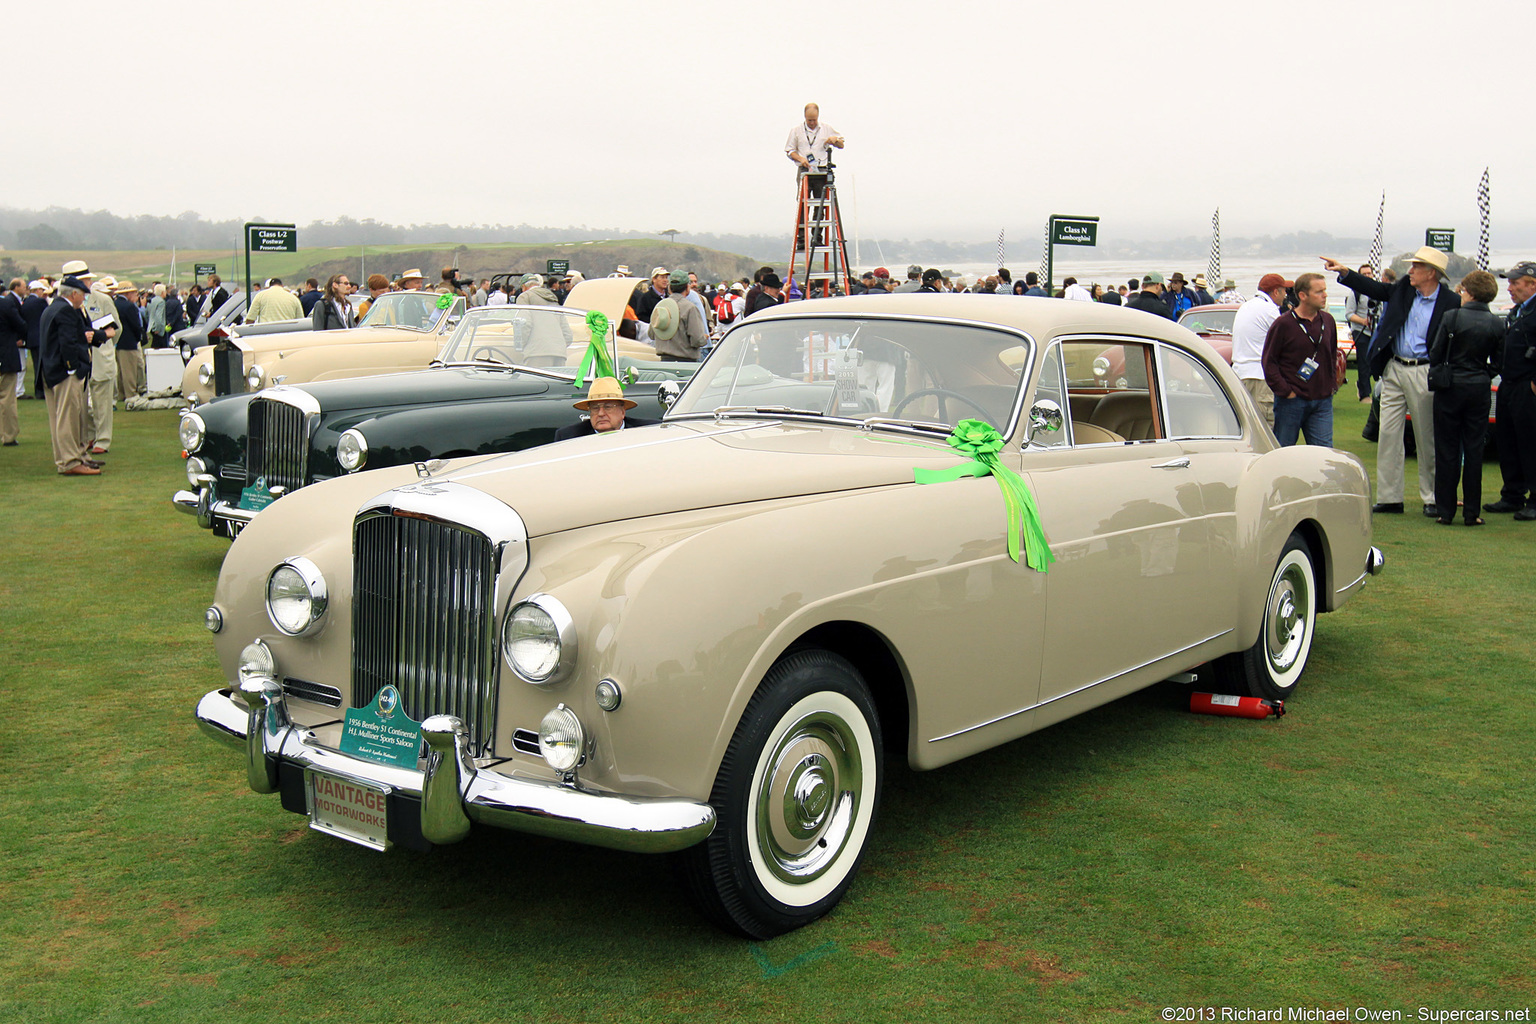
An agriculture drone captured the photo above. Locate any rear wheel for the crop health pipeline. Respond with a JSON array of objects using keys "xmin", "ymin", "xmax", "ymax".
[
  {"xmin": 679, "ymin": 650, "xmax": 882, "ymax": 938},
  {"xmin": 1214, "ymin": 533, "xmax": 1316, "ymax": 701}
]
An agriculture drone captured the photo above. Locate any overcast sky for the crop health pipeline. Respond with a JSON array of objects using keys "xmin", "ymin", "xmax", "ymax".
[{"xmin": 9, "ymin": 0, "xmax": 1528, "ymax": 250}]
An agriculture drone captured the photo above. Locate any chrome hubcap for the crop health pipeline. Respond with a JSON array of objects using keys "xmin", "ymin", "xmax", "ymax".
[
  {"xmin": 1266, "ymin": 560, "xmax": 1310, "ymax": 674},
  {"xmin": 756, "ymin": 711, "xmax": 862, "ymax": 885}
]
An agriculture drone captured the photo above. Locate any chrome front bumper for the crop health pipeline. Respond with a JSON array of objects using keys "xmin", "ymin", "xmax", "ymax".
[
  {"xmin": 194, "ymin": 682, "xmax": 716, "ymax": 854},
  {"xmin": 172, "ymin": 487, "xmax": 256, "ymax": 533}
]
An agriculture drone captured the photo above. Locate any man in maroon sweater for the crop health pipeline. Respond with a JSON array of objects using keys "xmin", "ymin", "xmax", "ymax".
[{"xmin": 1262, "ymin": 272, "xmax": 1339, "ymax": 446}]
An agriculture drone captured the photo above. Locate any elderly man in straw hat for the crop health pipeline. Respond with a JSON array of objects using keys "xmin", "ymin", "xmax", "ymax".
[
  {"xmin": 554, "ymin": 377, "xmax": 655, "ymax": 440},
  {"xmin": 397, "ymin": 269, "xmax": 426, "ymax": 292},
  {"xmin": 111, "ymin": 280, "xmax": 147, "ymax": 402},
  {"xmin": 61, "ymin": 260, "xmax": 122, "ymax": 455},
  {"xmin": 1324, "ymin": 246, "xmax": 1461, "ymax": 517}
]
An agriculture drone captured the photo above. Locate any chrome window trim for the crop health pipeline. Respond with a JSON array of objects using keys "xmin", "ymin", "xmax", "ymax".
[{"xmin": 1156, "ymin": 342, "xmax": 1244, "ymax": 441}]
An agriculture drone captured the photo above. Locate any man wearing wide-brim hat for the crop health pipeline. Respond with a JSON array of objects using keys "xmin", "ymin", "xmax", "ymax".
[
  {"xmin": 398, "ymin": 269, "xmax": 425, "ymax": 292},
  {"xmin": 111, "ymin": 281, "xmax": 147, "ymax": 402},
  {"xmin": 650, "ymin": 270, "xmax": 707, "ymax": 362},
  {"xmin": 63, "ymin": 260, "xmax": 123, "ymax": 456},
  {"xmin": 1324, "ymin": 246, "xmax": 1460, "ymax": 517},
  {"xmin": 554, "ymin": 376, "xmax": 655, "ymax": 440}
]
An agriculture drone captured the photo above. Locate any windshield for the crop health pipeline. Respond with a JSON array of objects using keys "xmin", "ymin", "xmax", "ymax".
[
  {"xmin": 358, "ymin": 291, "xmax": 465, "ymax": 332},
  {"xmin": 668, "ymin": 316, "xmax": 1029, "ymax": 432},
  {"xmin": 437, "ymin": 304, "xmax": 612, "ymax": 368},
  {"xmin": 1178, "ymin": 308, "xmax": 1235, "ymax": 335}
]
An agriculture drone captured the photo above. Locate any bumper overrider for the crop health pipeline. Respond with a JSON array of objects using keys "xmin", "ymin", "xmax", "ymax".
[
  {"xmin": 173, "ymin": 485, "xmax": 255, "ymax": 533},
  {"xmin": 195, "ymin": 679, "xmax": 717, "ymax": 854}
]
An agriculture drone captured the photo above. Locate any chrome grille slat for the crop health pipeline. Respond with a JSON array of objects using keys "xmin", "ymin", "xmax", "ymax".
[
  {"xmin": 353, "ymin": 512, "xmax": 497, "ymax": 754},
  {"xmin": 247, "ymin": 396, "xmax": 309, "ymax": 493}
]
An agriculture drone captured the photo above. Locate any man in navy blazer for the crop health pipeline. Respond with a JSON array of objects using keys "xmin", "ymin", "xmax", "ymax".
[
  {"xmin": 554, "ymin": 376, "xmax": 655, "ymax": 440},
  {"xmin": 1324, "ymin": 248, "xmax": 1460, "ymax": 516}
]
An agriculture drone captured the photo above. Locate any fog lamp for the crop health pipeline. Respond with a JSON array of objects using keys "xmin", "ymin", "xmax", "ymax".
[
  {"xmin": 237, "ymin": 639, "xmax": 275, "ymax": 686},
  {"xmin": 539, "ymin": 704, "xmax": 585, "ymax": 773},
  {"xmin": 185, "ymin": 455, "xmax": 208, "ymax": 487}
]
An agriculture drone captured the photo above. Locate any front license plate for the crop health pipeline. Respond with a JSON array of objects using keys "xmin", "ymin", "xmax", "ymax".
[
  {"xmin": 223, "ymin": 518, "xmax": 245, "ymax": 539},
  {"xmin": 306, "ymin": 770, "xmax": 391, "ymax": 851}
]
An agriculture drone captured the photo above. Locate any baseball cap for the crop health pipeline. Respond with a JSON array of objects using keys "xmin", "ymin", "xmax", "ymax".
[
  {"xmin": 1499, "ymin": 261, "xmax": 1536, "ymax": 280},
  {"xmin": 650, "ymin": 266, "xmax": 669, "ymax": 279},
  {"xmin": 1142, "ymin": 272, "xmax": 1165, "ymax": 286},
  {"xmin": 1257, "ymin": 273, "xmax": 1287, "ymax": 293}
]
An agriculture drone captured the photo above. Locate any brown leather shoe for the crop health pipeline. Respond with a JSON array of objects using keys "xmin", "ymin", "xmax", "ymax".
[
  {"xmin": 89, "ymin": 446, "xmax": 108, "ymax": 455},
  {"xmin": 63, "ymin": 465, "xmax": 101, "ymax": 476}
]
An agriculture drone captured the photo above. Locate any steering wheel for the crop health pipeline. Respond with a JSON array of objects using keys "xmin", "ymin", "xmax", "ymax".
[
  {"xmin": 890, "ymin": 388, "xmax": 992, "ymax": 423},
  {"xmin": 468, "ymin": 345, "xmax": 519, "ymax": 365}
]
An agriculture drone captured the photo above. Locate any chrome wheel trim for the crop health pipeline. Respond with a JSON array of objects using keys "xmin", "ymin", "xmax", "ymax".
[
  {"xmin": 746, "ymin": 691, "xmax": 876, "ymax": 908},
  {"xmin": 1263, "ymin": 548, "xmax": 1314, "ymax": 688}
]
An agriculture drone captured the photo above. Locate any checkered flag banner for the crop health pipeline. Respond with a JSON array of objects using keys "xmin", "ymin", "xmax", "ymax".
[
  {"xmin": 1207, "ymin": 208, "xmax": 1221, "ymax": 295},
  {"xmin": 1367, "ymin": 191, "xmax": 1385, "ymax": 276},
  {"xmin": 1038, "ymin": 220, "xmax": 1050, "ymax": 289},
  {"xmin": 996, "ymin": 228, "xmax": 1005, "ymax": 271},
  {"xmin": 1476, "ymin": 168, "xmax": 1491, "ymax": 271}
]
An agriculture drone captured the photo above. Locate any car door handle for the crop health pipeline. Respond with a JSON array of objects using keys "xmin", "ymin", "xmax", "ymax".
[{"xmin": 1152, "ymin": 457, "xmax": 1190, "ymax": 469}]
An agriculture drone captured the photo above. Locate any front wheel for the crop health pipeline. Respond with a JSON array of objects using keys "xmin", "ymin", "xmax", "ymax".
[
  {"xmin": 679, "ymin": 650, "xmax": 883, "ymax": 938},
  {"xmin": 1213, "ymin": 532, "xmax": 1317, "ymax": 701}
]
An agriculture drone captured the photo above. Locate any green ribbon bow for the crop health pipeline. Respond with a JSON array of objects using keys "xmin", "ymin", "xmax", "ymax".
[
  {"xmin": 435, "ymin": 293, "xmax": 454, "ymax": 310},
  {"xmin": 573, "ymin": 311, "xmax": 616, "ymax": 391},
  {"xmin": 913, "ymin": 419, "xmax": 1055, "ymax": 572}
]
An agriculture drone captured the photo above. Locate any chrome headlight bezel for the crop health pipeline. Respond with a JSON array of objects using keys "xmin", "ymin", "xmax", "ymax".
[
  {"xmin": 336, "ymin": 428, "xmax": 369, "ymax": 472},
  {"xmin": 265, "ymin": 556, "xmax": 328, "ymax": 636},
  {"xmin": 502, "ymin": 594, "xmax": 577, "ymax": 684},
  {"xmin": 179, "ymin": 411, "xmax": 206, "ymax": 452},
  {"xmin": 196, "ymin": 362, "xmax": 214, "ymax": 387},
  {"xmin": 245, "ymin": 364, "xmax": 265, "ymax": 391}
]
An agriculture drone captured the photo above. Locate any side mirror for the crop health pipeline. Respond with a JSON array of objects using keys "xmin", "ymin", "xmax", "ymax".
[
  {"xmin": 1027, "ymin": 398, "xmax": 1064, "ymax": 443},
  {"xmin": 657, "ymin": 380, "xmax": 682, "ymax": 411}
]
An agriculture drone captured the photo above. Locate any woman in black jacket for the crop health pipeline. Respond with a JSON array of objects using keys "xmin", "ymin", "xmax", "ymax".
[
  {"xmin": 311, "ymin": 275, "xmax": 354, "ymax": 331},
  {"xmin": 1428, "ymin": 270, "xmax": 1505, "ymax": 524}
]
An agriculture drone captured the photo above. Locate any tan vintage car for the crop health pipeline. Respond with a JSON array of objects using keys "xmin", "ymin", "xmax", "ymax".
[
  {"xmin": 181, "ymin": 277, "xmax": 659, "ymax": 402},
  {"xmin": 193, "ymin": 295, "xmax": 1382, "ymax": 938}
]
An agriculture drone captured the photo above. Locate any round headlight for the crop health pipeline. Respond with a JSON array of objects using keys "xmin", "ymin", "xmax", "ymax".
[
  {"xmin": 266, "ymin": 557, "xmax": 328, "ymax": 636},
  {"xmin": 336, "ymin": 428, "xmax": 368, "ymax": 472},
  {"xmin": 179, "ymin": 412, "xmax": 206, "ymax": 452},
  {"xmin": 502, "ymin": 594, "xmax": 576, "ymax": 684},
  {"xmin": 538, "ymin": 704, "xmax": 585, "ymax": 773},
  {"xmin": 1092, "ymin": 355, "xmax": 1110, "ymax": 379},
  {"xmin": 237, "ymin": 639, "xmax": 275, "ymax": 686},
  {"xmin": 197, "ymin": 362, "xmax": 214, "ymax": 387},
  {"xmin": 246, "ymin": 364, "xmax": 265, "ymax": 391},
  {"xmin": 204, "ymin": 606, "xmax": 223, "ymax": 633},
  {"xmin": 185, "ymin": 455, "xmax": 208, "ymax": 487}
]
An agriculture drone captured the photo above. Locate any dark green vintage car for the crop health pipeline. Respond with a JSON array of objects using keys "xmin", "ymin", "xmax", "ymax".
[{"xmin": 173, "ymin": 304, "xmax": 698, "ymax": 539}]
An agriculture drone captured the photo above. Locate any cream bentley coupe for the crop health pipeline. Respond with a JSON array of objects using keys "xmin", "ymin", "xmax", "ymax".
[{"xmin": 194, "ymin": 295, "xmax": 1381, "ymax": 938}]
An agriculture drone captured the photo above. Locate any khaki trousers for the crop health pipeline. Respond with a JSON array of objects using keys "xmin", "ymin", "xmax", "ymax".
[
  {"xmin": 1378, "ymin": 358, "xmax": 1436, "ymax": 505},
  {"xmin": 45, "ymin": 375, "xmax": 88, "ymax": 472},
  {"xmin": 116, "ymin": 347, "xmax": 145, "ymax": 401},
  {"xmin": 0, "ymin": 372, "xmax": 17, "ymax": 443},
  {"xmin": 1241, "ymin": 377, "xmax": 1275, "ymax": 428},
  {"xmin": 87, "ymin": 343, "xmax": 116, "ymax": 449}
]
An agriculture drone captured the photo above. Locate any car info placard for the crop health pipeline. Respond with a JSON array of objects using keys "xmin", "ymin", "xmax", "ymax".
[{"xmin": 339, "ymin": 685, "xmax": 422, "ymax": 769}]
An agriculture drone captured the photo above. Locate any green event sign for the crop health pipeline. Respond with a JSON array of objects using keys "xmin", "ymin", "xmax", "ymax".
[
  {"xmin": 339, "ymin": 686, "xmax": 423, "ymax": 769},
  {"xmin": 1051, "ymin": 219, "xmax": 1098, "ymax": 247},
  {"xmin": 237, "ymin": 476, "xmax": 276, "ymax": 512},
  {"xmin": 248, "ymin": 225, "xmax": 297, "ymax": 253},
  {"xmin": 1425, "ymin": 228, "xmax": 1455, "ymax": 252},
  {"xmin": 546, "ymin": 259, "xmax": 570, "ymax": 276},
  {"xmin": 193, "ymin": 263, "xmax": 217, "ymax": 277}
]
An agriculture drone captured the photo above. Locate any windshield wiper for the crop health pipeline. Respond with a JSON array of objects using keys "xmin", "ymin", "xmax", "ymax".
[
  {"xmin": 861, "ymin": 416, "xmax": 952, "ymax": 435},
  {"xmin": 711, "ymin": 405, "xmax": 825, "ymax": 419}
]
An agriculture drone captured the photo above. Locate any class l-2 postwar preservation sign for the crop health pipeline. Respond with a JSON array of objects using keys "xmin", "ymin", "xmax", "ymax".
[
  {"xmin": 1425, "ymin": 228, "xmax": 1455, "ymax": 252},
  {"xmin": 194, "ymin": 263, "xmax": 217, "ymax": 277},
  {"xmin": 247, "ymin": 225, "xmax": 297, "ymax": 253},
  {"xmin": 546, "ymin": 259, "xmax": 570, "ymax": 276},
  {"xmin": 1052, "ymin": 219, "xmax": 1099, "ymax": 247}
]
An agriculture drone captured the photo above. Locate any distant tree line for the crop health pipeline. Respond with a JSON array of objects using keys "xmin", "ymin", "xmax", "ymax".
[{"xmin": 0, "ymin": 205, "xmax": 1381, "ymax": 264}]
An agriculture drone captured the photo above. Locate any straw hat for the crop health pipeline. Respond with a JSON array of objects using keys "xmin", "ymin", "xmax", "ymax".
[
  {"xmin": 112, "ymin": 280, "xmax": 138, "ymax": 294},
  {"xmin": 572, "ymin": 376, "xmax": 636, "ymax": 411},
  {"xmin": 399, "ymin": 268, "xmax": 425, "ymax": 282},
  {"xmin": 1403, "ymin": 246, "xmax": 1449, "ymax": 276},
  {"xmin": 650, "ymin": 297, "xmax": 680, "ymax": 341}
]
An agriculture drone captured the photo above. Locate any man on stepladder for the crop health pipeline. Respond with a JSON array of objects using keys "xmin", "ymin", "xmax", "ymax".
[{"xmin": 785, "ymin": 102, "xmax": 844, "ymax": 177}]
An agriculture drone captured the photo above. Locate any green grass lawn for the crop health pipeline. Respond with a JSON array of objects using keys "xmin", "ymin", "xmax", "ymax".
[{"xmin": 1, "ymin": 388, "xmax": 1532, "ymax": 1022}]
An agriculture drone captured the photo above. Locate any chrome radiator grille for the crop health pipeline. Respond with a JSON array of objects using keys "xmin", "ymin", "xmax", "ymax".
[
  {"xmin": 352, "ymin": 512, "xmax": 498, "ymax": 753},
  {"xmin": 247, "ymin": 397, "xmax": 309, "ymax": 494}
]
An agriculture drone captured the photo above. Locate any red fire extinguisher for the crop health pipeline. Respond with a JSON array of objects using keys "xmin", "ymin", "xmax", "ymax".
[{"xmin": 1189, "ymin": 692, "xmax": 1285, "ymax": 719}]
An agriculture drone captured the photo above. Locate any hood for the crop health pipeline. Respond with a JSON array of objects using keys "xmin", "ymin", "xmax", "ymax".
[
  {"xmin": 414, "ymin": 419, "xmax": 961, "ymax": 537},
  {"xmin": 235, "ymin": 324, "xmax": 427, "ymax": 355},
  {"xmin": 295, "ymin": 366, "xmax": 587, "ymax": 413}
]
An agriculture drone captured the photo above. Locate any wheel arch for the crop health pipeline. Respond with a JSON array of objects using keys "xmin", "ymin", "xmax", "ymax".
[{"xmin": 781, "ymin": 621, "xmax": 911, "ymax": 758}]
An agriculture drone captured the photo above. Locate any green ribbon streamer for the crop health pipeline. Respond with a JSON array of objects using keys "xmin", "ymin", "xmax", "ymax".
[
  {"xmin": 573, "ymin": 311, "xmax": 616, "ymax": 391},
  {"xmin": 913, "ymin": 419, "xmax": 1055, "ymax": 572},
  {"xmin": 435, "ymin": 293, "xmax": 454, "ymax": 310}
]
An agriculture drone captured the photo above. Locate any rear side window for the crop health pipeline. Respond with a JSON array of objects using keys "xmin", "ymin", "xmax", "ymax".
[{"xmin": 1159, "ymin": 346, "xmax": 1241, "ymax": 438}]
